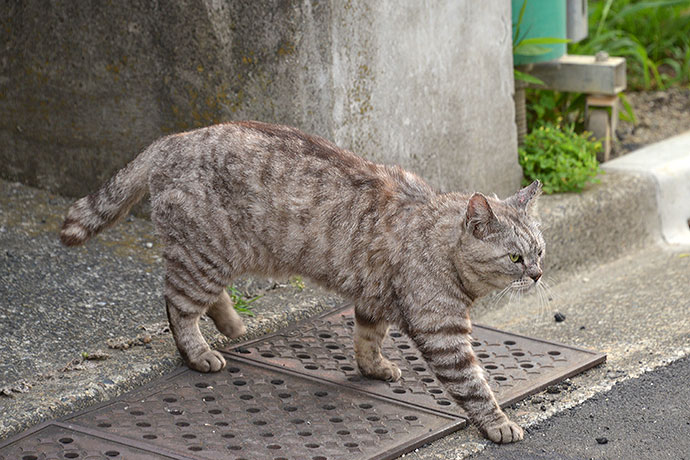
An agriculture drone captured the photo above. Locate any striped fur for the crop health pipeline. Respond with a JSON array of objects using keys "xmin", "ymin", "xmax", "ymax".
[{"xmin": 60, "ymin": 122, "xmax": 544, "ymax": 443}]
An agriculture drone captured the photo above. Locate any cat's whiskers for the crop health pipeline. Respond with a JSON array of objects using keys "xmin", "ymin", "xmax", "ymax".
[
  {"xmin": 535, "ymin": 282, "xmax": 550, "ymax": 318},
  {"xmin": 540, "ymin": 277, "xmax": 558, "ymax": 301},
  {"xmin": 491, "ymin": 285, "xmax": 512, "ymax": 309}
]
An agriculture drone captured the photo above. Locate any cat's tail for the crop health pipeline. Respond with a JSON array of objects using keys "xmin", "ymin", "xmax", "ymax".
[{"xmin": 60, "ymin": 146, "xmax": 154, "ymax": 247}]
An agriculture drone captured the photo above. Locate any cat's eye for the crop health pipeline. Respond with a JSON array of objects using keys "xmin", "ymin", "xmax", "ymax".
[{"xmin": 509, "ymin": 254, "xmax": 523, "ymax": 263}]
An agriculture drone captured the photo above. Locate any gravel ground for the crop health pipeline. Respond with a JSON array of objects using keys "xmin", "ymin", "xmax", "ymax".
[{"xmin": 615, "ymin": 87, "xmax": 690, "ymax": 158}]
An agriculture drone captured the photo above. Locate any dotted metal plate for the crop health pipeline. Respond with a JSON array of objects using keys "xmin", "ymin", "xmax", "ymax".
[
  {"xmin": 225, "ymin": 306, "xmax": 606, "ymax": 416},
  {"xmin": 0, "ymin": 423, "xmax": 182, "ymax": 460},
  {"xmin": 7, "ymin": 359, "xmax": 463, "ymax": 460},
  {"xmin": 0, "ymin": 305, "xmax": 605, "ymax": 460}
]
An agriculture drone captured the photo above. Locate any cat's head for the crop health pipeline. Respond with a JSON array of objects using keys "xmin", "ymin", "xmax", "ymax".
[{"xmin": 455, "ymin": 180, "xmax": 545, "ymax": 299}]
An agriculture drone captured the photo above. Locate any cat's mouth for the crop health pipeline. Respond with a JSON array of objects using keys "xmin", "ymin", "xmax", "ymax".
[{"xmin": 511, "ymin": 278, "xmax": 536, "ymax": 292}]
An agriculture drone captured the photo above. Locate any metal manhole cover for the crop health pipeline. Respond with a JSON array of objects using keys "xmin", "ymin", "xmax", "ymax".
[
  {"xmin": 225, "ymin": 306, "xmax": 606, "ymax": 415},
  {"xmin": 0, "ymin": 423, "xmax": 181, "ymax": 459},
  {"xmin": 58, "ymin": 359, "xmax": 462, "ymax": 460}
]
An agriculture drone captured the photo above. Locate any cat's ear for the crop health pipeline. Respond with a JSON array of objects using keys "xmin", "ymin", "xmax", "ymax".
[
  {"xmin": 466, "ymin": 193, "xmax": 498, "ymax": 239},
  {"xmin": 507, "ymin": 180, "xmax": 541, "ymax": 215}
]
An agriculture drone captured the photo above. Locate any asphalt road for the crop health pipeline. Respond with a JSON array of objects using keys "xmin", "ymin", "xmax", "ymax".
[{"xmin": 468, "ymin": 356, "xmax": 690, "ymax": 460}]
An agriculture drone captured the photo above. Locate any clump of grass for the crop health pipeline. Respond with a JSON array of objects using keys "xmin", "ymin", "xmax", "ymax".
[{"xmin": 228, "ymin": 285, "xmax": 262, "ymax": 317}]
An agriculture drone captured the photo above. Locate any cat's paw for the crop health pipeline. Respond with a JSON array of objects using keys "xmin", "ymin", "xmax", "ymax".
[
  {"xmin": 217, "ymin": 321, "xmax": 246, "ymax": 339},
  {"xmin": 188, "ymin": 350, "xmax": 226, "ymax": 373},
  {"xmin": 481, "ymin": 418, "xmax": 524, "ymax": 444},
  {"xmin": 358, "ymin": 359, "xmax": 402, "ymax": 382},
  {"xmin": 228, "ymin": 323, "xmax": 247, "ymax": 339}
]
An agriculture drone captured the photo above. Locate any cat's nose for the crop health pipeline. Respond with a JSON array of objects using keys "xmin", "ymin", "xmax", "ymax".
[{"xmin": 531, "ymin": 272, "xmax": 542, "ymax": 282}]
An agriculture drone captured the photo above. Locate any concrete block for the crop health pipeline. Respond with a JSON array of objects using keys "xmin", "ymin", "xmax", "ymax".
[
  {"xmin": 0, "ymin": 1, "xmax": 521, "ymax": 201},
  {"xmin": 526, "ymin": 54, "xmax": 626, "ymax": 95}
]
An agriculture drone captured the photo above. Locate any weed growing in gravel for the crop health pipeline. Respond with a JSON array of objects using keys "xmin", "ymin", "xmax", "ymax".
[
  {"xmin": 519, "ymin": 122, "xmax": 601, "ymax": 194},
  {"xmin": 228, "ymin": 285, "xmax": 262, "ymax": 316},
  {"xmin": 289, "ymin": 276, "xmax": 306, "ymax": 291}
]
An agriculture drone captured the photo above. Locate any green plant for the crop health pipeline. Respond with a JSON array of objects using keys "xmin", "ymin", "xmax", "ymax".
[
  {"xmin": 519, "ymin": 122, "xmax": 602, "ymax": 194},
  {"xmin": 228, "ymin": 285, "xmax": 262, "ymax": 317},
  {"xmin": 525, "ymin": 88, "xmax": 635, "ymax": 134},
  {"xmin": 571, "ymin": 0, "xmax": 690, "ymax": 90},
  {"xmin": 289, "ymin": 276, "xmax": 305, "ymax": 291}
]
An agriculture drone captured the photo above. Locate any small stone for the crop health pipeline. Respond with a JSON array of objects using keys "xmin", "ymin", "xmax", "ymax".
[
  {"xmin": 547, "ymin": 387, "xmax": 561, "ymax": 394},
  {"xmin": 145, "ymin": 242, "xmax": 153, "ymax": 248},
  {"xmin": 0, "ymin": 387, "xmax": 15, "ymax": 397},
  {"xmin": 531, "ymin": 396, "xmax": 544, "ymax": 405},
  {"xmin": 540, "ymin": 405, "xmax": 547, "ymax": 411},
  {"xmin": 84, "ymin": 350, "xmax": 110, "ymax": 361},
  {"xmin": 580, "ymin": 325, "xmax": 586, "ymax": 330},
  {"xmin": 554, "ymin": 312, "xmax": 566, "ymax": 322},
  {"xmin": 596, "ymin": 437, "xmax": 608, "ymax": 445}
]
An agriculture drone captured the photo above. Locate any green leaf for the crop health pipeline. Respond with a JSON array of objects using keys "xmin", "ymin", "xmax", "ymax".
[
  {"xmin": 513, "ymin": 0, "xmax": 527, "ymax": 45},
  {"xmin": 618, "ymin": 93, "xmax": 637, "ymax": 124},
  {"xmin": 514, "ymin": 43, "xmax": 552, "ymax": 56},
  {"xmin": 228, "ymin": 285, "xmax": 262, "ymax": 316},
  {"xmin": 514, "ymin": 69, "xmax": 545, "ymax": 85},
  {"xmin": 519, "ymin": 37, "xmax": 571, "ymax": 46}
]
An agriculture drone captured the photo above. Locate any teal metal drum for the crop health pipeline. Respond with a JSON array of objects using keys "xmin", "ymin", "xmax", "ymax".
[{"xmin": 512, "ymin": 0, "xmax": 567, "ymax": 65}]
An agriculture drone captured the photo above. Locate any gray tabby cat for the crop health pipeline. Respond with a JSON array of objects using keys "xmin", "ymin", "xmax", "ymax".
[{"xmin": 61, "ymin": 121, "xmax": 544, "ymax": 443}]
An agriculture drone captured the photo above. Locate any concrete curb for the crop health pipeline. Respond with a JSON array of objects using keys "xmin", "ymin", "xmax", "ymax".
[{"xmin": 603, "ymin": 130, "xmax": 690, "ymax": 246}]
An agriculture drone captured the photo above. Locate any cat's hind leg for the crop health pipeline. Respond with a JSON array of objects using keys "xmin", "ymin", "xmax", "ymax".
[
  {"xmin": 154, "ymin": 191, "xmax": 234, "ymax": 373},
  {"xmin": 207, "ymin": 288, "xmax": 246, "ymax": 339},
  {"xmin": 353, "ymin": 307, "xmax": 401, "ymax": 382},
  {"xmin": 165, "ymin": 277, "xmax": 227, "ymax": 373}
]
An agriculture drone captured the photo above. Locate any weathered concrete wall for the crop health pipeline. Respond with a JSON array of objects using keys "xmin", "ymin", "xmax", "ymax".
[{"xmin": 0, "ymin": 0, "xmax": 520, "ymax": 199}]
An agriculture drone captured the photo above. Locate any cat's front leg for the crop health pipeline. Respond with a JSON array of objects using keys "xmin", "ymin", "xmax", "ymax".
[{"xmin": 410, "ymin": 315, "xmax": 523, "ymax": 443}]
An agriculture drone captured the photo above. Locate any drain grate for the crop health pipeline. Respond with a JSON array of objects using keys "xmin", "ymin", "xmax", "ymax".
[
  {"xmin": 0, "ymin": 305, "xmax": 605, "ymax": 460},
  {"xmin": 225, "ymin": 306, "xmax": 606, "ymax": 415},
  {"xmin": 0, "ymin": 423, "xmax": 181, "ymax": 459},
  {"xmin": 2, "ymin": 360, "xmax": 463, "ymax": 460}
]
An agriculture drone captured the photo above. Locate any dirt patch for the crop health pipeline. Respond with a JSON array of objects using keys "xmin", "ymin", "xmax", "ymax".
[{"xmin": 614, "ymin": 87, "xmax": 690, "ymax": 158}]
